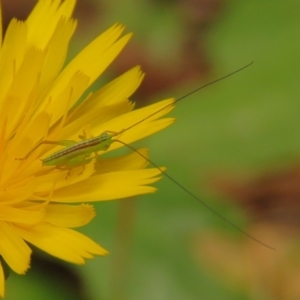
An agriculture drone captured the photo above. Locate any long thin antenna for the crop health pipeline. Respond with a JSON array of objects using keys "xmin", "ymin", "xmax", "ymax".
[
  {"xmin": 114, "ymin": 138, "xmax": 275, "ymax": 250},
  {"xmin": 121, "ymin": 62, "xmax": 253, "ymax": 134}
]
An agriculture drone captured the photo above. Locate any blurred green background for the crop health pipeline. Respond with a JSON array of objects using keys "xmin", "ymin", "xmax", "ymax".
[{"xmin": 4, "ymin": 0, "xmax": 300, "ymax": 299}]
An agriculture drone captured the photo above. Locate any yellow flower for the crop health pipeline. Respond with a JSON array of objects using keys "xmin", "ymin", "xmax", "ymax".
[{"xmin": 0, "ymin": 0, "xmax": 174, "ymax": 296}]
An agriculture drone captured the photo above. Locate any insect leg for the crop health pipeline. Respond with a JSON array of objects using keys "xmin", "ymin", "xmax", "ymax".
[
  {"xmin": 59, "ymin": 156, "xmax": 93, "ymax": 179},
  {"xmin": 78, "ymin": 126, "xmax": 94, "ymax": 140}
]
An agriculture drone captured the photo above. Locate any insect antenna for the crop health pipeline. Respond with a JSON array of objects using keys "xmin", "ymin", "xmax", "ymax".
[
  {"xmin": 113, "ymin": 138, "xmax": 275, "ymax": 250},
  {"xmin": 119, "ymin": 62, "xmax": 253, "ymax": 135}
]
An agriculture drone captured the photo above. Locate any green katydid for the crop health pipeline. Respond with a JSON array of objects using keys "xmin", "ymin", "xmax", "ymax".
[
  {"xmin": 17, "ymin": 62, "xmax": 274, "ymax": 249},
  {"xmin": 19, "ymin": 131, "xmax": 114, "ymax": 171}
]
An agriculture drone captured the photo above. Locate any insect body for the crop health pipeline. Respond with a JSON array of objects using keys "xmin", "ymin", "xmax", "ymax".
[
  {"xmin": 18, "ymin": 131, "xmax": 117, "ymax": 177},
  {"xmin": 42, "ymin": 131, "xmax": 113, "ymax": 167}
]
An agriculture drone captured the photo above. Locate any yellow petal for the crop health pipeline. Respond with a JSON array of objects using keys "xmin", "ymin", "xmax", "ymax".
[
  {"xmin": 14, "ymin": 223, "xmax": 108, "ymax": 264},
  {"xmin": 45, "ymin": 204, "xmax": 95, "ymax": 227},
  {"xmin": 0, "ymin": 180, "xmax": 36, "ymax": 206},
  {"xmin": 0, "ymin": 222, "xmax": 31, "ymax": 274},
  {"xmin": 32, "ymin": 158, "xmax": 95, "ymax": 195},
  {"xmin": 37, "ymin": 24, "xmax": 132, "ymax": 126},
  {"xmin": 38, "ymin": 18, "xmax": 77, "ymax": 99},
  {"xmin": 13, "ymin": 111, "xmax": 50, "ymax": 158},
  {"xmin": 69, "ymin": 65, "xmax": 144, "ymax": 120},
  {"xmin": 31, "ymin": 148, "xmax": 150, "ymax": 198},
  {"xmin": 54, "ymin": 99, "xmax": 133, "ymax": 144},
  {"xmin": 26, "ymin": 0, "xmax": 76, "ymax": 49},
  {"xmin": 0, "ymin": 20, "xmax": 27, "ymax": 103},
  {"xmin": 5, "ymin": 112, "xmax": 50, "ymax": 183},
  {"xmin": 50, "ymin": 168, "xmax": 163, "ymax": 202},
  {"xmin": 45, "ymin": 70, "xmax": 91, "ymax": 128},
  {"xmin": 0, "ymin": 205, "xmax": 44, "ymax": 224},
  {"xmin": 93, "ymin": 98, "xmax": 175, "ymax": 150},
  {"xmin": 57, "ymin": 66, "xmax": 144, "ymax": 141},
  {"xmin": 95, "ymin": 148, "xmax": 150, "ymax": 173},
  {"xmin": 5, "ymin": 47, "xmax": 45, "ymax": 135}
]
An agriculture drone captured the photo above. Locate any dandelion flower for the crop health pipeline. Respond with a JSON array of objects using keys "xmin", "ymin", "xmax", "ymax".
[{"xmin": 0, "ymin": 0, "xmax": 174, "ymax": 296}]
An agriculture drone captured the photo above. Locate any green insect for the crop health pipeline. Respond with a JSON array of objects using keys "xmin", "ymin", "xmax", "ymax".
[
  {"xmin": 17, "ymin": 63, "xmax": 274, "ymax": 250},
  {"xmin": 18, "ymin": 130, "xmax": 110, "ymax": 167},
  {"xmin": 41, "ymin": 131, "xmax": 114, "ymax": 168}
]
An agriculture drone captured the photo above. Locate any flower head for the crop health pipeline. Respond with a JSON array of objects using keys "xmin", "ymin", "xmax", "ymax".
[{"xmin": 0, "ymin": 0, "xmax": 174, "ymax": 296}]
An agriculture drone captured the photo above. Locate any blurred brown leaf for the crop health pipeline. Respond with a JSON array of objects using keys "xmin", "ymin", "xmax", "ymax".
[{"xmin": 209, "ymin": 164, "xmax": 300, "ymax": 228}]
